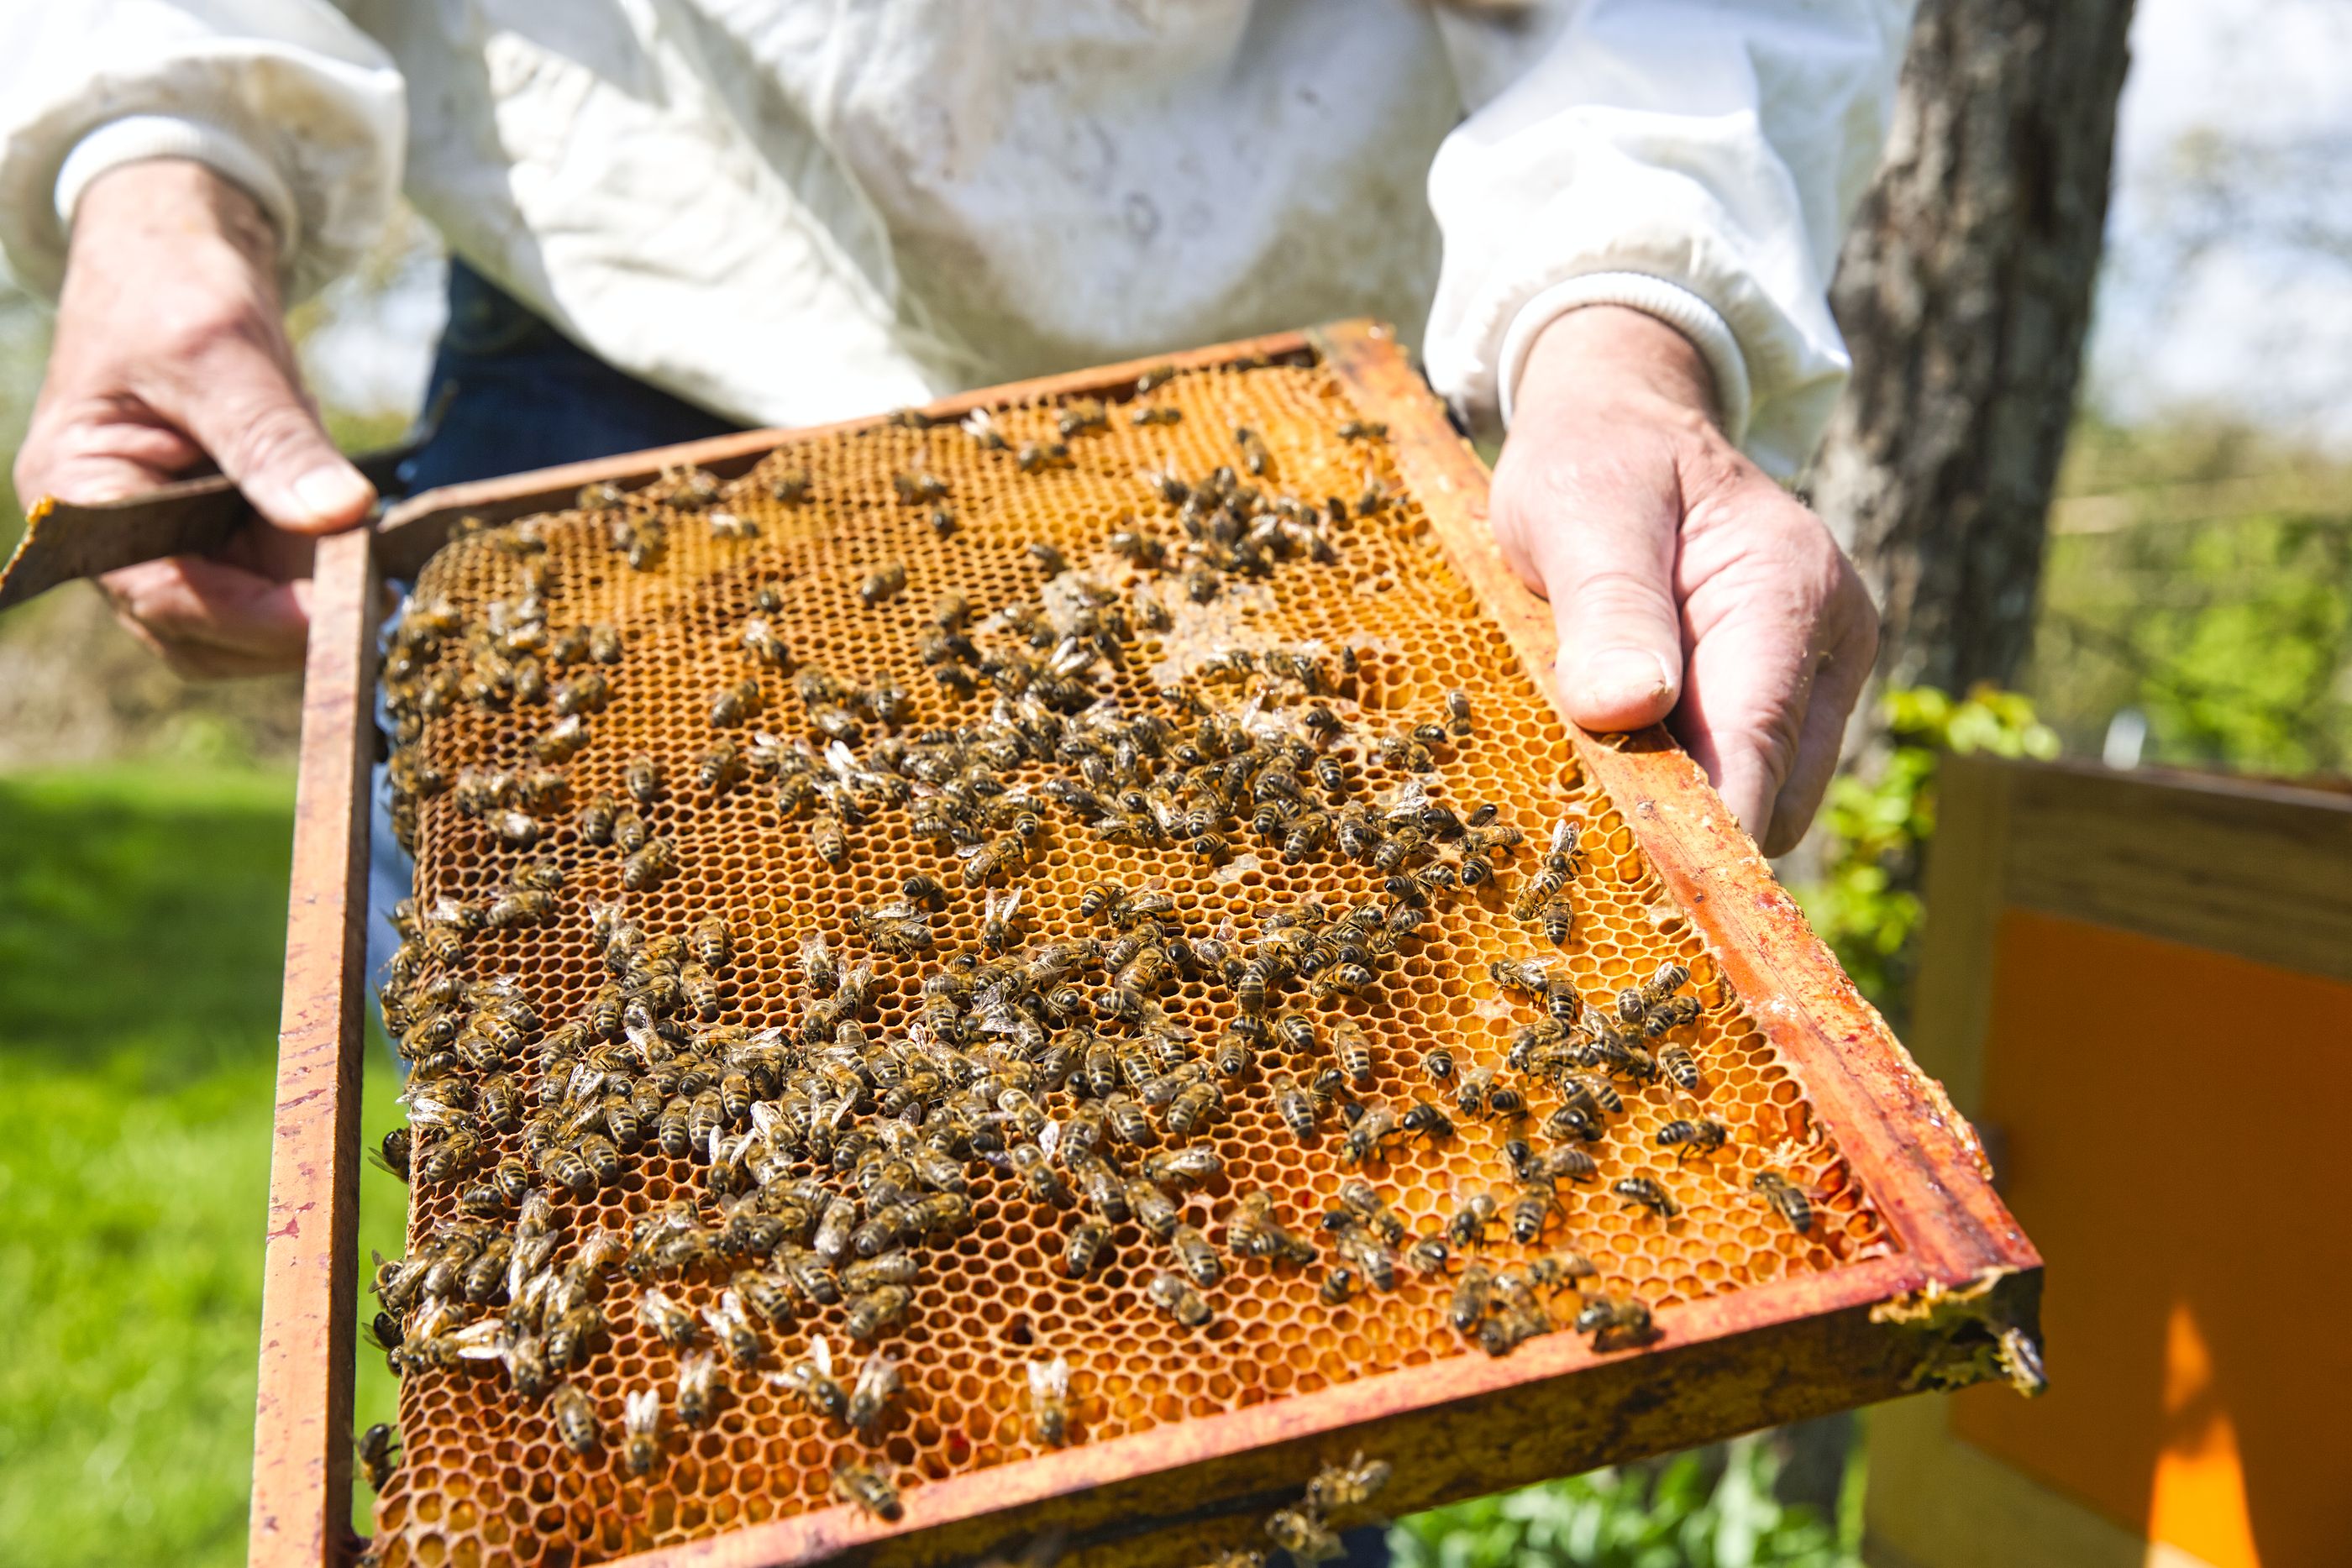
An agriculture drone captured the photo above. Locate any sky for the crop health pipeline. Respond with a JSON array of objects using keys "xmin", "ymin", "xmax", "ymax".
[
  {"xmin": 2084, "ymin": 0, "xmax": 2352, "ymax": 445},
  {"xmin": 302, "ymin": 0, "xmax": 2352, "ymax": 449}
]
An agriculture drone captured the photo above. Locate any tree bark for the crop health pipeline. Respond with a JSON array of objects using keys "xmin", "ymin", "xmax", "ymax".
[{"xmin": 1812, "ymin": 0, "xmax": 2138, "ymax": 700}]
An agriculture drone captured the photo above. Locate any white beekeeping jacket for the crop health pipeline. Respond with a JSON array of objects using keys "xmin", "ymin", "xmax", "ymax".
[{"xmin": 0, "ymin": 0, "xmax": 1910, "ymax": 479}]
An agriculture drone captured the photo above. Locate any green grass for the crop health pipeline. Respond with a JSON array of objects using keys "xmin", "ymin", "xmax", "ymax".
[
  {"xmin": 0, "ymin": 768, "xmax": 407, "ymax": 1565},
  {"xmin": 0, "ymin": 767, "xmax": 1842, "ymax": 1565}
]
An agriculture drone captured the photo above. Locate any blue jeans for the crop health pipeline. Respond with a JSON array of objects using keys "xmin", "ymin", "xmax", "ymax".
[
  {"xmin": 365, "ymin": 261, "xmax": 747, "ymax": 1015},
  {"xmin": 362, "ymin": 265, "xmax": 1394, "ymax": 1567}
]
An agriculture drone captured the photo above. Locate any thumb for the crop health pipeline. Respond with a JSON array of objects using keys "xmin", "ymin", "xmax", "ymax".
[
  {"xmin": 1521, "ymin": 475, "xmax": 1685, "ymax": 734},
  {"xmin": 171, "ymin": 330, "xmax": 374, "ymax": 535}
]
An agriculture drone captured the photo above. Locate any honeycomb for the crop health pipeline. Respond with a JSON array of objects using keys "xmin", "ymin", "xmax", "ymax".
[{"xmin": 366, "ymin": 353, "xmax": 1893, "ymax": 1567}]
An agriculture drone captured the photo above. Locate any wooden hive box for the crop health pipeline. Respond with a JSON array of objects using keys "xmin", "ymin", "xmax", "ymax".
[{"xmin": 248, "ymin": 322, "xmax": 2042, "ymax": 1568}]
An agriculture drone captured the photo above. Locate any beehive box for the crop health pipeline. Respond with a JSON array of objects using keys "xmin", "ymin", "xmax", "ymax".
[{"xmin": 249, "ymin": 323, "xmax": 2040, "ymax": 1568}]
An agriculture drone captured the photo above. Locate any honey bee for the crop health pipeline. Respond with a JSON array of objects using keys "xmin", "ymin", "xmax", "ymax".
[
  {"xmin": 1146, "ymin": 1268, "xmax": 1212, "ymax": 1328},
  {"xmin": 1452, "ymin": 1065, "xmax": 1509, "ymax": 1118},
  {"xmin": 1543, "ymin": 1101, "xmax": 1604, "ymax": 1145},
  {"xmin": 1656, "ymin": 1117, "xmax": 1729, "ymax": 1162},
  {"xmin": 1573, "ymin": 1294, "xmax": 1656, "ymax": 1348},
  {"xmin": 533, "ymin": 714, "xmax": 587, "ymax": 763},
  {"xmin": 1142, "ymin": 1146, "xmax": 1223, "ymax": 1191},
  {"xmin": 810, "ymin": 811, "xmax": 849, "ymax": 868},
  {"xmin": 1752, "ymin": 1171, "xmax": 1814, "ymax": 1233},
  {"xmin": 1538, "ymin": 899, "xmax": 1575, "ymax": 944},
  {"xmin": 1478, "ymin": 1298, "xmax": 1554, "ymax": 1358},
  {"xmin": 588, "ymin": 623, "xmax": 624, "ymax": 663},
  {"xmin": 1264, "ymin": 1508, "xmax": 1340, "ymax": 1564},
  {"xmin": 1332, "ymin": 1020, "xmax": 1374, "ymax": 1085},
  {"xmin": 1009, "ymin": 1141, "xmax": 1076, "ymax": 1209},
  {"xmin": 1446, "ymin": 1189, "xmax": 1499, "ymax": 1249},
  {"xmin": 1172, "ymin": 1223, "xmax": 1225, "ymax": 1286},
  {"xmin": 843, "ymin": 1284, "xmax": 911, "ymax": 1341},
  {"xmin": 843, "ymin": 1251, "xmax": 920, "ymax": 1293},
  {"xmin": 612, "ymin": 808, "xmax": 650, "ymax": 853},
  {"xmin": 1065, "ymin": 1215, "xmax": 1112, "ymax": 1277},
  {"xmin": 1524, "ymin": 1141, "xmax": 1598, "ymax": 1184},
  {"xmin": 1232, "ymin": 425, "xmax": 1272, "ymax": 475},
  {"xmin": 1057, "ymin": 398, "xmax": 1108, "ymax": 437},
  {"xmin": 370, "ymin": 1127, "xmax": 412, "ymax": 1183},
  {"xmin": 1016, "ymin": 440, "xmax": 1071, "ymax": 473},
  {"xmin": 797, "ymin": 931, "xmax": 840, "ymax": 993},
  {"xmin": 621, "ymin": 837, "xmax": 678, "ymax": 890},
  {"xmin": 355, "ymin": 1422, "xmax": 400, "ymax": 1490},
  {"xmin": 1306, "ymin": 1450, "xmax": 1393, "ymax": 1513},
  {"xmin": 1272, "ymin": 1072, "xmax": 1320, "ymax": 1141},
  {"xmin": 848, "ymin": 1349, "xmax": 902, "ymax": 1437},
  {"xmin": 891, "ymin": 469, "xmax": 948, "ymax": 505},
  {"xmin": 703, "ymin": 1290, "xmax": 763, "ymax": 1369},
  {"xmin": 1319, "ymin": 1265, "xmax": 1359, "ymax": 1306},
  {"xmin": 1645, "ymin": 994, "xmax": 1704, "ymax": 1037},
  {"xmin": 1509, "ymin": 1180, "xmax": 1559, "ymax": 1244},
  {"xmin": 741, "ymin": 614, "xmax": 790, "ymax": 669},
  {"xmin": 1103, "ymin": 1092, "xmax": 1156, "ymax": 1148},
  {"xmin": 1227, "ymin": 1192, "xmax": 1318, "ymax": 1265},
  {"xmin": 1331, "ymin": 1227, "xmax": 1398, "ymax": 1292},
  {"xmin": 927, "ymin": 504, "xmax": 958, "ymax": 536},
  {"xmin": 777, "ymin": 1334, "xmax": 849, "ymax": 1419},
  {"xmin": 638, "ymin": 1287, "xmax": 699, "ymax": 1349},
  {"xmin": 1526, "ymin": 1250, "xmax": 1599, "ymax": 1293},
  {"xmin": 1027, "ymin": 1356, "xmax": 1074, "ymax": 1445},
  {"xmin": 677, "ymin": 1350, "xmax": 720, "ymax": 1427},
  {"xmin": 1126, "ymin": 1177, "xmax": 1180, "ymax": 1239},
  {"xmin": 622, "ymin": 1387, "xmax": 662, "ymax": 1476},
  {"xmin": 550, "ymin": 1383, "xmax": 600, "ymax": 1455},
  {"xmin": 1214, "ymin": 1031, "xmax": 1255, "ymax": 1078},
  {"xmin": 765, "ymin": 464, "xmax": 812, "ymax": 504},
  {"xmin": 858, "ymin": 563, "xmax": 909, "ymax": 606},
  {"xmin": 1444, "ymin": 1262, "xmax": 1494, "ymax": 1336},
  {"xmin": 1612, "ymin": 1177, "xmax": 1680, "ymax": 1218},
  {"xmin": 982, "ymin": 885, "xmax": 1023, "ymax": 954},
  {"xmin": 1339, "ymin": 1102, "xmax": 1395, "ymax": 1167},
  {"xmin": 730, "ymin": 1268, "xmax": 795, "ymax": 1330},
  {"xmin": 493, "ymin": 810, "xmax": 540, "ymax": 848},
  {"xmin": 696, "ymin": 742, "xmax": 743, "ymax": 793},
  {"xmin": 832, "ymin": 1458, "xmax": 904, "ymax": 1521}
]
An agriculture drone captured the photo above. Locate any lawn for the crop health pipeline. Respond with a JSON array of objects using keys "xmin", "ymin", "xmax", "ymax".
[
  {"xmin": 0, "ymin": 767, "xmax": 407, "ymax": 1564},
  {"xmin": 0, "ymin": 767, "xmax": 1844, "ymax": 1566}
]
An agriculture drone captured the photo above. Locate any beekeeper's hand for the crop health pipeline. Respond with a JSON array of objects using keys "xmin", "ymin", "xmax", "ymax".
[
  {"xmin": 14, "ymin": 159, "xmax": 373, "ymax": 677},
  {"xmin": 1492, "ymin": 306, "xmax": 1878, "ymax": 857}
]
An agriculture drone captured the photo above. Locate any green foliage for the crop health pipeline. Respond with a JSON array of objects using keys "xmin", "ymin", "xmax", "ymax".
[
  {"xmin": 1798, "ymin": 687, "xmax": 2056, "ymax": 1018},
  {"xmin": 2030, "ymin": 420, "xmax": 2352, "ymax": 777},
  {"xmin": 1391, "ymin": 1436, "xmax": 1843, "ymax": 1568}
]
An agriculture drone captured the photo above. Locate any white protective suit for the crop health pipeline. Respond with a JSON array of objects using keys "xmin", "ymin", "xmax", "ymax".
[{"xmin": 0, "ymin": 1, "xmax": 1911, "ymax": 479}]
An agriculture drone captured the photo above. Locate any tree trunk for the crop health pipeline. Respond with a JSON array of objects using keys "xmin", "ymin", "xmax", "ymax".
[{"xmin": 1812, "ymin": 0, "xmax": 2138, "ymax": 701}]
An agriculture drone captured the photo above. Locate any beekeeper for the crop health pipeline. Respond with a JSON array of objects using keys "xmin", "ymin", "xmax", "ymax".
[{"xmin": 1, "ymin": 1, "xmax": 1902, "ymax": 855}]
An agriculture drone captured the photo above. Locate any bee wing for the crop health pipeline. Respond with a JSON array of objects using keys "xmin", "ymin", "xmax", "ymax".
[
  {"xmin": 449, "ymin": 1318, "xmax": 510, "ymax": 1360},
  {"xmin": 1037, "ymin": 1119, "xmax": 1061, "ymax": 1161},
  {"xmin": 638, "ymin": 1287, "xmax": 676, "ymax": 1326},
  {"xmin": 1548, "ymin": 816, "xmax": 1580, "ymax": 856},
  {"xmin": 855, "ymin": 1349, "xmax": 900, "ymax": 1397},
  {"xmin": 680, "ymin": 1350, "xmax": 717, "ymax": 1392},
  {"xmin": 624, "ymin": 1387, "xmax": 660, "ymax": 1433},
  {"xmin": 1026, "ymin": 1356, "xmax": 1071, "ymax": 1398},
  {"xmin": 811, "ymin": 1333, "xmax": 834, "ymax": 1377}
]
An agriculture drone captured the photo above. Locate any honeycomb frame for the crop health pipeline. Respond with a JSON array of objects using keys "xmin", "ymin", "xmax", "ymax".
[{"xmin": 249, "ymin": 322, "xmax": 2040, "ymax": 1568}]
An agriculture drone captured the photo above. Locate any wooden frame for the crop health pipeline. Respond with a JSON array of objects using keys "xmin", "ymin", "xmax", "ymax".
[
  {"xmin": 1866, "ymin": 754, "xmax": 2352, "ymax": 1568},
  {"xmin": 251, "ymin": 321, "xmax": 2040, "ymax": 1567}
]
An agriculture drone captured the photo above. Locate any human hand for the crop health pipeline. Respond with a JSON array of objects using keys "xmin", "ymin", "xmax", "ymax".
[
  {"xmin": 13, "ymin": 160, "xmax": 374, "ymax": 677},
  {"xmin": 1490, "ymin": 306, "xmax": 1877, "ymax": 856}
]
